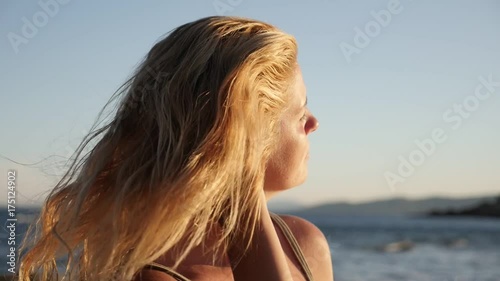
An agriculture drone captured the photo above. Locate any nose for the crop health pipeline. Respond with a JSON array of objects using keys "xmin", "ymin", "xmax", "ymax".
[{"xmin": 307, "ymin": 115, "xmax": 319, "ymax": 134}]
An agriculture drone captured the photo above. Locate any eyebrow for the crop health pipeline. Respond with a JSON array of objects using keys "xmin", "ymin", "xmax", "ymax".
[{"xmin": 294, "ymin": 96, "xmax": 308, "ymax": 113}]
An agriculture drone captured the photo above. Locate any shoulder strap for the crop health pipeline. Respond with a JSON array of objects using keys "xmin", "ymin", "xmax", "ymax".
[
  {"xmin": 143, "ymin": 262, "xmax": 191, "ymax": 281},
  {"xmin": 270, "ymin": 212, "xmax": 315, "ymax": 281}
]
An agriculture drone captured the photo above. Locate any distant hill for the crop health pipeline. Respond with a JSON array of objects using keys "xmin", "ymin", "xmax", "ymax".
[
  {"xmin": 287, "ymin": 195, "xmax": 498, "ymax": 217},
  {"xmin": 428, "ymin": 196, "xmax": 500, "ymax": 218}
]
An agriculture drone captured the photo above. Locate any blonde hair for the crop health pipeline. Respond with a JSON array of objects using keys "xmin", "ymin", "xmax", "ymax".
[{"xmin": 18, "ymin": 16, "xmax": 298, "ymax": 281}]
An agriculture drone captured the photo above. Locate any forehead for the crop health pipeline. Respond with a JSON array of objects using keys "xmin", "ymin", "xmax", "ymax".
[{"xmin": 289, "ymin": 67, "xmax": 306, "ymax": 107}]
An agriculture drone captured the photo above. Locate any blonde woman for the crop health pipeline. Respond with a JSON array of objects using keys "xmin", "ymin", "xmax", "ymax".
[{"xmin": 18, "ymin": 16, "xmax": 333, "ymax": 281}]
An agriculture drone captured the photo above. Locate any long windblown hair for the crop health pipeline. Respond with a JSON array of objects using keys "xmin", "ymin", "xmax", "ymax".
[{"xmin": 18, "ymin": 16, "xmax": 298, "ymax": 281}]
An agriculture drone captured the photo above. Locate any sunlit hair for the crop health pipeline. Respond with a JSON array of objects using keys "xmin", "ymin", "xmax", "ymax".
[{"xmin": 18, "ymin": 15, "xmax": 298, "ymax": 281}]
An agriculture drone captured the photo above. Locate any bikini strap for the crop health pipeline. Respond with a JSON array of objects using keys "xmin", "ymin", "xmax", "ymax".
[
  {"xmin": 144, "ymin": 214, "xmax": 315, "ymax": 281},
  {"xmin": 143, "ymin": 262, "xmax": 191, "ymax": 281},
  {"xmin": 270, "ymin": 212, "xmax": 315, "ymax": 281}
]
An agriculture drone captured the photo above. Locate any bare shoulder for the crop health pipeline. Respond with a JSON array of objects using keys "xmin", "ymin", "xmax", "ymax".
[
  {"xmin": 277, "ymin": 214, "xmax": 326, "ymax": 242},
  {"xmin": 277, "ymin": 214, "xmax": 335, "ymax": 281}
]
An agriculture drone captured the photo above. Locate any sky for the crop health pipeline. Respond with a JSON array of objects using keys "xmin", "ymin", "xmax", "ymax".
[{"xmin": 1, "ymin": 0, "xmax": 499, "ymax": 207}]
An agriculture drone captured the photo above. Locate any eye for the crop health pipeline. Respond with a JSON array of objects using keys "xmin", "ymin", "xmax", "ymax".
[{"xmin": 300, "ymin": 111, "xmax": 307, "ymax": 122}]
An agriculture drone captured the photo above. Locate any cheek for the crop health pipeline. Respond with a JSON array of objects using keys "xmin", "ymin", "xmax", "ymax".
[
  {"xmin": 264, "ymin": 125, "xmax": 307, "ymax": 190},
  {"xmin": 273, "ymin": 126, "xmax": 298, "ymax": 171}
]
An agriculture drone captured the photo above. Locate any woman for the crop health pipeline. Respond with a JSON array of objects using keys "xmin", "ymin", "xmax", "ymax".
[{"xmin": 19, "ymin": 16, "xmax": 333, "ymax": 281}]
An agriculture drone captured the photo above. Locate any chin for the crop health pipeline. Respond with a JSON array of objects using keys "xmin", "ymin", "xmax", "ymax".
[
  {"xmin": 265, "ymin": 178, "xmax": 306, "ymax": 193},
  {"xmin": 290, "ymin": 174, "xmax": 308, "ymax": 189},
  {"xmin": 296, "ymin": 177, "xmax": 307, "ymax": 187}
]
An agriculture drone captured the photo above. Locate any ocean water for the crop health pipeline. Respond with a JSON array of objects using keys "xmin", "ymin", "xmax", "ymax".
[
  {"xmin": 1, "ymin": 209, "xmax": 499, "ymax": 280},
  {"xmin": 306, "ymin": 215, "xmax": 500, "ymax": 281}
]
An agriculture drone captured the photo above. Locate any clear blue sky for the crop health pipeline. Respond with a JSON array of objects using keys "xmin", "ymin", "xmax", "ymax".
[{"xmin": 1, "ymin": 0, "xmax": 499, "ymax": 207}]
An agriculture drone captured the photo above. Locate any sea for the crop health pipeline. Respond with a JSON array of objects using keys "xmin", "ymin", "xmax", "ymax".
[
  {"xmin": 1, "ymin": 208, "xmax": 499, "ymax": 281},
  {"xmin": 307, "ymin": 215, "xmax": 500, "ymax": 281}
]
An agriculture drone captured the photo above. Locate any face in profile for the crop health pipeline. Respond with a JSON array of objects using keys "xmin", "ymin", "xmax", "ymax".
[{"xmin": 264, "ymin": 65, "xmax": 319, "ymax": 194}]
